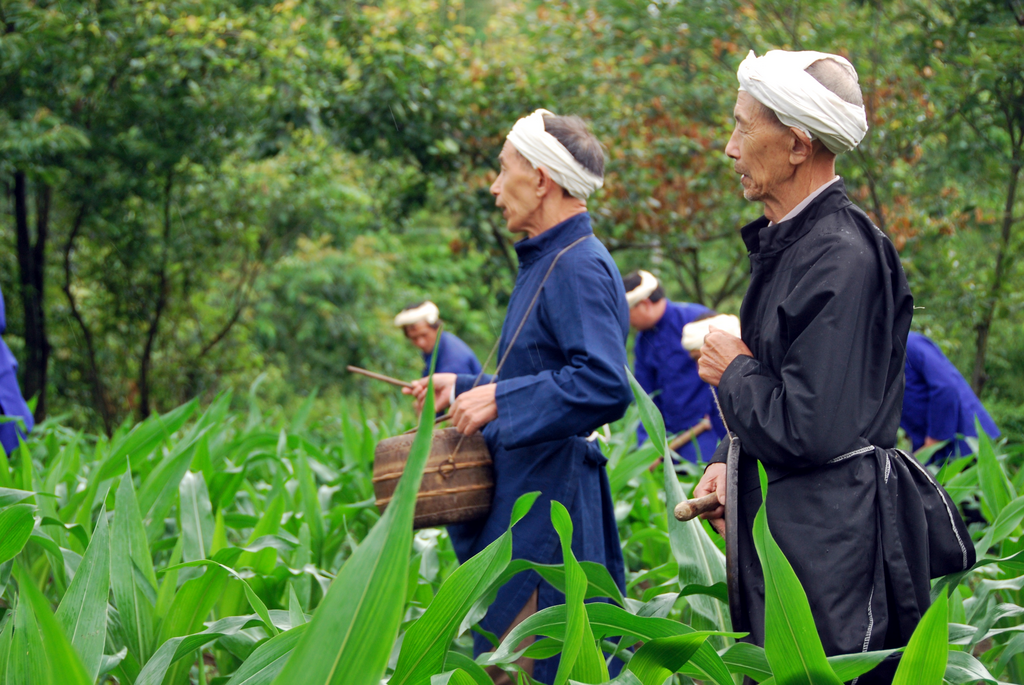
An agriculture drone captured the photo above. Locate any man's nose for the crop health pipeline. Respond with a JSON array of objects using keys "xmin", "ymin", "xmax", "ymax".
[{"xmin": 725, "ymin": 130, "xmax": 740, "ymax": 160}]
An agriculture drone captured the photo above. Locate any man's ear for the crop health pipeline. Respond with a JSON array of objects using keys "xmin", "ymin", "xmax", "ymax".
[
  {"xmin": 535, "ymin": 166, "xmax": 559, "ymax": 198},
  {"xmin": 789, "ymin": 127, "xmax": 814, "ymax": 165}
]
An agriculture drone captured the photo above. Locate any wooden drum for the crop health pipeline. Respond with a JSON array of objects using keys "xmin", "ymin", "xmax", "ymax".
[{"xmin": 372, "ymin": 427, "xmax": 493, "ymax": 529}]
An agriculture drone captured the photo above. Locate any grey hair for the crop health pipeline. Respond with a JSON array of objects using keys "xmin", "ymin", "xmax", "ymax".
[
  {"xmin": 541, "ymin": 114, "xmax": 605, "ymax": 179},
  {"xmin": 805, "ymin": 58, "xmax": 864, "ymax": 107}
]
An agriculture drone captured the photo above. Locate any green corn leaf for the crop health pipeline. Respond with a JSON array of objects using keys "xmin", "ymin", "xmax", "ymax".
[
  {"xmin": 975, "ymin": 420, "xmax": 1015, "ymax": 519},
  {"xmin": 626, "ymin": 632, "xmax": 721, "ymax": 685},
  {"xmin": 720, "ymin": 642, "xmax": 772, "ymax": 682},
  {"xmin": 0, "ymin": 488, "xmax": 36, "ymax": 507},
  {"xmin": 269, "ymin": 370, "xmax": 438, "ymax": 685},
  {"xmin": 826, "ymin": 649, "xmax": 903, "ymax": 682},
  {"xmin": 391, "ymin": 491, "xmax": 539, "ymax": 684},
  {"xmin": 98, "ymin": 399, "xmax": 199, "ymax": 482},
  {"xmin": 160, "ymin": 558, "xmax": 277, "ymax": 636},
  {"xmin": 180, "ymin": 471, "xmax": 215, "ymax": 562},
  {"xmin": 463, "ymin": 556, "xmax": 625, "ymax": 632},
  {"xmin": 110, "ymin": 468, "xmax": 157, "ymax": 665},
  {"xmin": 136, "ymin": 614, "xmax": 289, "ymax": 685},
  {"xmin": 430, "ymin": 670, "xmax": 479, "ymax": 685},
  {"xmin": 551, "ymin": 500, "xmax": 609, "ymax": 685},
  {"xmin": 12, "ymin": 565, "xmax": 92, "ymax": 685},
  {"xmin": 488, "ymin": 602, "xmax": 739, "ymax": 685},
  {"xmin": 443, "ymin": 651, "xmax": 494, "ymax": 685},
  {"xmin": 892, "ymin": 591, "xmax": 948, "ymax": 685},
  {"xmin": 976, "ymin": 493, "xmax": 1024, "ymax": 553},
  {"xmin": 287, "ymin": 584, "xmax": 306, "ymax": 628},
  {"xmin": 0, "ymin": 611, "xmax": 14, "ymax": 683},
  {"xmin": 224, "ymin": 623, "xmax": 309, "ymax": 685},
  {"xmin": 158, "ymin": 564, "xmax": 230, "ymax": 685},
  {"xmin": 752, "ymin": 462, "xmax": 842, "ymax": 685},
  {"xmin": 293, "ymin": 450, "xmax": 325, "ymax": 562},
  {"xmin": 55, "ymin": 505, "xmax": 110, "ymax": 682},
  {"xmin": 0, "ymin": 504, "xmax": 36, "ymax": 564},
  {"xmin": 138, "ymin": 428, "xmax": 210, "ymax": 540},
  {"xmin": 626, "ymin": 367, "xmax": 729, "ymax": 633}
]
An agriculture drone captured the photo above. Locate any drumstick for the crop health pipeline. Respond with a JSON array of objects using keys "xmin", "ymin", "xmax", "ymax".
[
  {"xmin": 347, "ymin": 365, "xmax": 413, "ymax": 389},
  {"xmin": 668, "ymin": 417, "xmax": 712, "ymax": 451},
  {"xmin": 673, "ymin": 492, "xmax": 723, "ymax": 522}
]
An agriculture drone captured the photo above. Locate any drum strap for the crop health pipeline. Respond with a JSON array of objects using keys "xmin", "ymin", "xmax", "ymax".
[{"xmin": 443, "ymin": 234, "xmax": 589, "ymax": 471}]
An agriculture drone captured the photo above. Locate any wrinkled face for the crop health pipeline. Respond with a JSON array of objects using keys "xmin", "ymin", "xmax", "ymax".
[
  {"xmin": 490, "ymin": 140, "xmax": 541, "ymax": 234},
  {"xmin": 404, "ymin": 322, "xmax": 438, "ymax": 354},
  {"xmin": 725, "ymin": 91, "xmax": 795, "ymax": 204}
]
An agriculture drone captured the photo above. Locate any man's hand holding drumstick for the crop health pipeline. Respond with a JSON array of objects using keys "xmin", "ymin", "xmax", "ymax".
[
  {"xmin": 691, "ymin": 326, "xmax": 753, "ymax": 536},
  {"xmin": 403, "ymin": 374, "xmax": 498, "ymax": 436}
]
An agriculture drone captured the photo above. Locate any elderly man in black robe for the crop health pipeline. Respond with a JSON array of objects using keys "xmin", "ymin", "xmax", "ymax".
[{"xmin": 692, "ymin": 50, "xmax": 970, "ymax": 684}]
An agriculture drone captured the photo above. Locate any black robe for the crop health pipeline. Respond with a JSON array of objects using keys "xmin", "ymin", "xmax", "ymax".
[{"xmin": 710, "ymin": 181, "xmax": 922, "ymax": 683}]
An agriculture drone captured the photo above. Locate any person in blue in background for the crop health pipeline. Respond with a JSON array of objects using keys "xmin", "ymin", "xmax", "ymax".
[
  {"xmin": 902, "ymin": 331, "xmax": 1000, "ymax": 462},
  {"xmin": 0, "ymin": 286, "xmax": 34, "ymax": 454},
  {"xmin": 394, "ymin": 300, "xmax": 482, "ymax": 378},
  {"xmin": 406, "ymin": 110, "xmax": 630, "ymax": 683},
  {"xmin": 624, "ymin": 270, "xmax": 727, "ymax": 463}
]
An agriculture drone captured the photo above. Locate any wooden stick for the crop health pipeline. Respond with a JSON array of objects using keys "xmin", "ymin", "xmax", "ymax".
[
  {"xmin": 674, "ymin": 493, "xmax": 722, "ymax": 522},
  {"xmin": 668, "ymin": 417, "xmax": 712, "ymax": 451},
  {"xmin": 347, "ymin": 365, "xmax": 413, "ymax": 389}
]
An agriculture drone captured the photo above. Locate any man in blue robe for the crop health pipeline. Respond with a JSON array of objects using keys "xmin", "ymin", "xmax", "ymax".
[
  {"xmin": 0, "ymin": 286, "xmax": 34, "ymax": 454},
  {"xmin": 394, "ymin": 300, "xmax": 482, "ymax": 377},
  {"xmin": 407, "ymin": 110, "xmax": 631, "ymax": 682},
  {"xmin": 624, "ymin": 270, "xmax": 725, "ymax": 462},
  {"xmin": 901, "ymin": 332, "xmax": 999, "ymax": 461}
]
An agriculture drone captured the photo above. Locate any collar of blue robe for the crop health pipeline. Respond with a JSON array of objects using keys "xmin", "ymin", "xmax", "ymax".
[
  {"xmin": 513, "ymin": 212, "xmax": 593, "ymax": 267},
  {"xmin": 740, "ymin": 179, "xmax": 852, "ymax": 255}
]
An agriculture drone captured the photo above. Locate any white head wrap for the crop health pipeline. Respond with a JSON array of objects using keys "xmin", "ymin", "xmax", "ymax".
[
  {"xmin": 506, "ymin": 109, "xmax": 604, "ymax": 200},
  {"xmin": 737, "ymin": 50, "xmax": 868, "ymax": 155},
  {"xmin": 682, "ymin": 314, "xmax": 742, "ymax": 351},
  {"xmin": 394, "ymin": 301, "xmax": 439, "ymax": 328},
  {"xmin": 625, "ymin": 271, "xmax": 659, "ymax": 308}
]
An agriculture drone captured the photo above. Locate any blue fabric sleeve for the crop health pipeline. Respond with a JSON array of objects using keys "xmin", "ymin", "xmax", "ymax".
[
  {"xmin": 494, "ymin": 258, "xmax": 632, "ymax": 451},
  {"xmin": 455, "ymin": 373, "xmax": 494, "ymax": 397}
]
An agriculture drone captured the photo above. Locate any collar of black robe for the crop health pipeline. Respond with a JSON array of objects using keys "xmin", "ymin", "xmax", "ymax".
[
  {"xmin": 513, "ymin": 211, "xmax": 593, "ymax": 268},
  {"xmin": 740, "ymin": 179, "xmax": 853, "ymax": 256}
]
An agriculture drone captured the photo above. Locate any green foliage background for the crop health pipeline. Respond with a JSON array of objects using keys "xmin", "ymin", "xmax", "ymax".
[
  {"xmin": 1, "ymin": 0, "xmax": 1022, "ymax": 440},
  {"xmin": 3, "ymin": 2, "xmax": 1024, "ymax": 682}
]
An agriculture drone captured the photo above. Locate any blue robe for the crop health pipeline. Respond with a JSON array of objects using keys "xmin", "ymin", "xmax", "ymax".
[
  {"xmin": 449, "ymin": 213, "xmax": 631, "ymax": 679},
  {"xmin": 422, "ymin": 330, "xmax": 482, "ymax": 378},
  {"xmin": 0, "ymin": 287, "xmax": 33, "ymax": 454},
  {"xmin": 901, "ymin": 332, "xmax": 999, "ymax": 460},
  {"xmin": 633, "ymin": 299, "xmax": 726, "ymax": 462}
]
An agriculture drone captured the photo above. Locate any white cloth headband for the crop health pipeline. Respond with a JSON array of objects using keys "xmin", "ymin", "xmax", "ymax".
[
  {"xmin": 394, "ymin": 301, "xmax": 439, "ymax": 327},
  {"xmin": 625, "ymin": 271, "xmax": 659, "ymax": 308},
  {"xmin": 682, "ymin": 314, "xmax": 742, "ymax": 351},
  {"xmin": 506, "ymin": 109, "xmax": 604, "ymax": 200},
  {"xmin": 737, "ymin": 50, "xmax": 868, "ymax": 155}
]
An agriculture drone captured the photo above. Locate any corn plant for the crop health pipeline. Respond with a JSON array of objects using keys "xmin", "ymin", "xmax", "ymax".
[{"xmin": 0, "ymin": 366, "xmax": 1020, "ymax": 684}]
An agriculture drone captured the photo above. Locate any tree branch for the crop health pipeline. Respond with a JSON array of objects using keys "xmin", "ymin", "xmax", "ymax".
[{"xmin": 61, "ymin": 204, "xmax": 114, "ymax": 435}]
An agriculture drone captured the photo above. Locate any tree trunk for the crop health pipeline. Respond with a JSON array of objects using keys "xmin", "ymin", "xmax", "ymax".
[
  {"xmin": 138, "ymin": 173, "xmax": 173, "ymax": 419},
  {"xmin": 971, "ymin": 161, "xmax": 1021, "ymax": 394},
  {"xmin": 62, "ymin": 205, "xmax": 115, "ymax": 434},
  {"xmin": 13, "ymin": 172, "xmax": 50, "ymax": 421}
]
